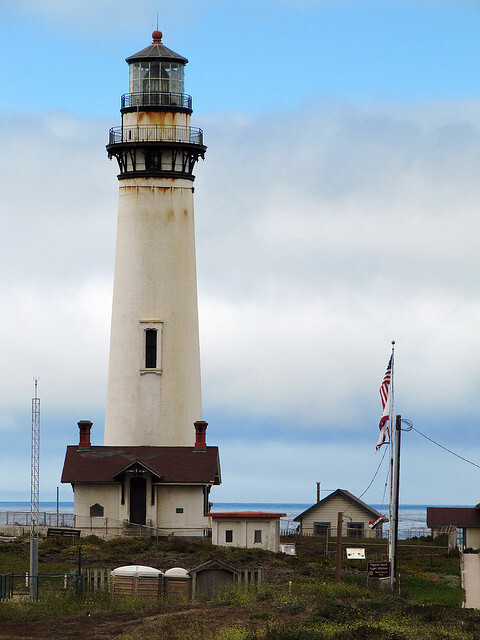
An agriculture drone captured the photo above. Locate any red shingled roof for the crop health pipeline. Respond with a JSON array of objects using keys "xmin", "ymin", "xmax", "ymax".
[
  {"xmin": 206, "ymin": 512, "xmax": 286, "ymax": 519},
  {"xmin": 427, "ymin": 507, "xmax": 480, "ymax": 528},
  {"xmin": 61, "ymin": 445, "xmax": 221, "ymax": 485}
]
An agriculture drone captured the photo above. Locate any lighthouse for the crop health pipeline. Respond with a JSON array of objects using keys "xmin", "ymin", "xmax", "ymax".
[
  {"xmin": 104, "ymin": 30, "xmax": 206, "ymax": 447},
  {"xmin": 62, "ymin": 32, "xmax": 220, "ymax": 536}
]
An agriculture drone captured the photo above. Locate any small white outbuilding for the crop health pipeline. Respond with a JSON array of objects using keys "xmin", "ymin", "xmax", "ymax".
[{"xmin": 206, "ymin": 511, "xmax": 286, "ymax": 553}]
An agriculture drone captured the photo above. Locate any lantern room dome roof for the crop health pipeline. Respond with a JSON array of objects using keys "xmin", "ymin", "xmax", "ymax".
[{"xmin": 126, "ymin": 31, "xmax": 188, "ymax": 65}]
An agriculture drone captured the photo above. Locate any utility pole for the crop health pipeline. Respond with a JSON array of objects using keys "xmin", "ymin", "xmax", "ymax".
[
  {"xmin": 30, "ymin": 378, "xmax": 40, "ymax": 601},
  {"xmin": 335, "ymin": 511, "xmax": 343, "ymax": 582}
]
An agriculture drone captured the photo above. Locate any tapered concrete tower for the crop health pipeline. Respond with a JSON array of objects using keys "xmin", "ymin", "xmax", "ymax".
[
  {"xmin": 62, "ymin": 33, "xmax": 219, "ymax": 535},
  {"xmin": 104, "ymin": 31, "xmax": 206, "ymax": 447}
]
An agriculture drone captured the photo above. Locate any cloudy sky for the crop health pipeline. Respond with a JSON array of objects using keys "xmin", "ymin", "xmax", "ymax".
[{"xmin": 1, "ymin": 0, "xmax": 479, "ymax": 508}]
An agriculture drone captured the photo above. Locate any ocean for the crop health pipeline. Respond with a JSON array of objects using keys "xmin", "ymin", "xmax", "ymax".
[{"xmin": 0, "ymin": 501, "xmax": 433, "ymax": 537}]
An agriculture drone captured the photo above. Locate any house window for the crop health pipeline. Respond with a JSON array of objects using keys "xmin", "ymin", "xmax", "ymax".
[
  {"xmin": 203, "ymin": 486, "xmax": 211, "ymax": 516},
  {"xmin": 225, "ymin": 530, "xmax": 233, "ymax": 543},
  {"xmin": 254, "ymin": 530, "xmax": 262, "ymax": 544},
  {"xmin": 145, "ymin": 329, "xmax": 157, "ymax": 368},
  {"xmin": 176, "ymin": 507, "xmax": 184, "ymax": 514},
  {"xmin": 313, "ymin": 522, "xmax": 331, "ymax": 536},
  {"xmin": 347, "ymin": 522, "xmax": 364, "ymax": 539}
]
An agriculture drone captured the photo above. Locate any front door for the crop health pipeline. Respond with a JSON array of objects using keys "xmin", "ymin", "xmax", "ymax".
[{"xmin": 129, "ymin": 477, "xmax": 147, "ymax": 525}]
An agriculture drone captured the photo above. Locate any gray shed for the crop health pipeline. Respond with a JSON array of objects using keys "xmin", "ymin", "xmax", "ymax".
[{"xmin": 189, "ymin": 558, "xmax": 241, "ymax": 598}]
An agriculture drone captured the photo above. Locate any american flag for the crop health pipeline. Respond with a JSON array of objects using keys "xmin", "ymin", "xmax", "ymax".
[
  {"xmin": 376, "ymin": 354, "xmax": 392, "ymax": 450},
  {"xmin": 369, "ymin": 515, "xmax": 387, "ymax": 529}
]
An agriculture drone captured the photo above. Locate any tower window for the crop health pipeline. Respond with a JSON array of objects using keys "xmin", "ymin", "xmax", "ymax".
[
  {"xmin": 139, "ymin": 320, "xmax": 163, "ymax": 374},
  {"xmin": 145, "ymin": 329, "xmax": 157, "ymax": 368},
  {"xmin": 145, "ymin": 149, "xmax": 161, "ymax": 171}
]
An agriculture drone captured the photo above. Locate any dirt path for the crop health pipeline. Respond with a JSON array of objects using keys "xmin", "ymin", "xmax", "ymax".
[{"xmin": 0, "ymin": 604, "xmax": 274, "ymax": 640}]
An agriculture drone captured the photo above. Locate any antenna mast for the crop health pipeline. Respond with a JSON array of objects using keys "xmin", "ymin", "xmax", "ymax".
[
  {"xmin": 30, "ymin": 377, "xmax": 40, "ymax": 600},
  {"xmin": 31, "ymin": 378, "xmax": 40, "ymax": 527}
]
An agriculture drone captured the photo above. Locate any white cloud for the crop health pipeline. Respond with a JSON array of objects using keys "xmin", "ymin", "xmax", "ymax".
[
  {"xmin": 0, "ymin": 112, "xmax": 114, "ymax": 417},
  {"xmin": 213, "ymin": 438, "xmax": 480, "ymax": 505},
  {"xmin": 193, "ymin": 99, "xmax": 480, "ymax": 435},
  {"xmin": 0, "ymin": 0, "xmax": 206, "ymax": 35},
  {"xmin": 1, "ymin": 97, "xmax": 479, "ymax": 503}
]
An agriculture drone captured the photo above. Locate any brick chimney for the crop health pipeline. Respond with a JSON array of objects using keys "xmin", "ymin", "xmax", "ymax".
[
  {"xmin": 78, "ymin": 420, "xmax": 93, "ymax": 449},
  {"xmin": 194, "ymin": 420, "xmax": 207, "ymax": 451}
]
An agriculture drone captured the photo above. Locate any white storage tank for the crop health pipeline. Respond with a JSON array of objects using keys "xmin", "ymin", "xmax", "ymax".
[
  {"xmin": 111, "ymin": 565, "xmax": 163, "ymax": 599},
  {"xmin": 164, "ymin": 567, "xmax": 191, "ymax": 597}
]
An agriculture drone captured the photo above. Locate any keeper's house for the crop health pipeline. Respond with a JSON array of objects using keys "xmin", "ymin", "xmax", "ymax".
[
  {"xmin": 427, "ymin": 506, "xmax": 480, "ymax": 549},
  {"xmin": 294, "ymin": 489, "xmax": 386, "ymax": 538},
  {"xmin": 62, "ymin": 421, "xmax": 220, "ymax": 538}
]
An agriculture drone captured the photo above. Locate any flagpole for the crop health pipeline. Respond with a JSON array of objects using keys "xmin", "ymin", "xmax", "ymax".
[
  {"xmin": 391, "ymin": 414, "xmax": 401, "ymax": 591},
  {"xmin": 388, "ymin": 340, "xmax": 395, "ymax": 580}
]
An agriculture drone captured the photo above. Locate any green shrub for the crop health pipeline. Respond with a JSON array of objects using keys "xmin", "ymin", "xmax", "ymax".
[
  {"xmin": 263, "ymin": 629, "xmax": 325, "ymax": 640},
  {"xmin": 275, "ymin": 599, "xmax": 306, "ymax": 615}
]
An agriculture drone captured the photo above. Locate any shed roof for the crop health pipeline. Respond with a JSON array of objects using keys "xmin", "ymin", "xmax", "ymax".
[
  {"xmin": 112, "ymin": 565, "xmax": 162, "ymax": 577},
  {"xmin": 189, "ymin": 558, "xmax": 241, "ymax": 576},
  {"xmin": 164, "ymin": 567, "xmax": 189, "ymax": 578},
  {"xmin": 61, "ymin": 445, "xmax": 220, "ymax": 485},
  {"xmin": 427, "ymin": 507, "xmax": 480, "ymax": 528},
  {"xmin": 293, "ymin": 489, "xmax": 384, "ymax": 522}
]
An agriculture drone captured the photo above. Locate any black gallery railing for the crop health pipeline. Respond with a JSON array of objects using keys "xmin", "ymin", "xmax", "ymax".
[
  {"xmin": 108, "ymin": 125, "xmax": 204, "ymax": 146},
  {"xmin": 121, "ymin": 92, "xmax": 192, "ymax": 110}
]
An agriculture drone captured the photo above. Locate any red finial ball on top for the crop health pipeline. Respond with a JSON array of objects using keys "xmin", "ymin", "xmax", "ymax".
[{"xmin": 152, "ymin": 30, "xmax": 163, "ymax": 44}]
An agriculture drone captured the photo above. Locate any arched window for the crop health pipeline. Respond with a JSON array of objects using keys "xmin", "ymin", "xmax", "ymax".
[
  {"xmin": 140, "ymin": 319, "xmax": 163, "ymax": 374},
  {"xmin": 145, "ymin": 329, "xmax": 157, "ymax": 368},
  {"xmin": 90, "ymin": 503, "xmax": 104, "ymax": 517}
]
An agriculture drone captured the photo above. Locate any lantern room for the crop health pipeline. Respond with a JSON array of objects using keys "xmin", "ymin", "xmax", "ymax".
[
  {"xmin": 128, "ymin": 59, "xmax": 185, "ymax": 96},
  {"xmin": 122, "ymin": 30, "xmax": 190, "ymax": 111}
]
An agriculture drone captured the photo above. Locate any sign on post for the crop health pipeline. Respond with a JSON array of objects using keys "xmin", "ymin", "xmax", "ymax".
[
  {"xmin": 367, "ymin": 561, "xmax": 390, "ymax": 578},
  {"xmin": 346, "ymin": 548, "xmax": 365, "ymax": 559}
]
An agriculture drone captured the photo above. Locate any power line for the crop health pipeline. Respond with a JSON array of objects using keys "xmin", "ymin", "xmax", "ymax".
[
  {"xmin": 410, "ymin": 424, "xmax": 480, "ymax": 470},
  {"xmin": 357, "ymin": 446, "xmax": 388, "ymax": 501},
  {"xmin": 342, "ymin": 446, "xmax": 387, "ymax": 517}
]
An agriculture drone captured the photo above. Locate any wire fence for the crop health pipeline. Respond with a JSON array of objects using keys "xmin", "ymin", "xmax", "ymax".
[
  {"xmin": 0, "ymin": 572, "xmax": 81, "ymax": 601},
  {"xmin": 0, "ymin": 512, "xmax": 431, "ymax": 543},
  {"xmin": 280, "ymin": 519, "xmax": 430, "ymax": 540},
  {"xmin": 0, "ymin": 511, "xmax": 74, "ymax": 527},
  {"xmin": 0, "ymin": 512, "xmax": 211, "ymax": 539}
]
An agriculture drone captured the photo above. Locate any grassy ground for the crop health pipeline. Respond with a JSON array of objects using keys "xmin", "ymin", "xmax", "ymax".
[{"xmin": 0, "ymin": 534, "xmax": 476, "ymax": 639}]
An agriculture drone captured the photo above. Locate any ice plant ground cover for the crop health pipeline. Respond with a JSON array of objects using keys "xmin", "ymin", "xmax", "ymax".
[{"xmin": 0, "ymin": 534, "xmax": 477, "ymax": 639}]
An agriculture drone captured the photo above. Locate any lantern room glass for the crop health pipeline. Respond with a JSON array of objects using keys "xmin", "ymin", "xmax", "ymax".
[{"xmin": 129, "ymin": 61, "xmax": 185, "ymax": 96}]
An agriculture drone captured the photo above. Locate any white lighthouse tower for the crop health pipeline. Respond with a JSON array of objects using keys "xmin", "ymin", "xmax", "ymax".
[
  {"xmin": 104, "ymin": 30, "xmax": 206, "ymax": 447},
  {"xmin": 62, "ymin": 32, "xmax": 220, "ymax": 535}
]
